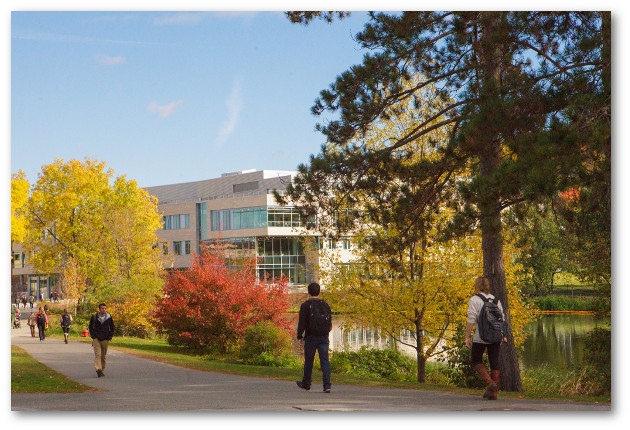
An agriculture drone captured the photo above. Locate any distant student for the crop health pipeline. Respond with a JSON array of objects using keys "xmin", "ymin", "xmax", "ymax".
[
  {"xmin": 61, "ymin": 308, "xmax": 73, "ymax": 344},
  {"xmin": 27, "ymin": 312, "xmax": 36, "ymax": 337},
  {"xmin": 35, "ymin": 307, "xmax": 48, "ymax": 341}
]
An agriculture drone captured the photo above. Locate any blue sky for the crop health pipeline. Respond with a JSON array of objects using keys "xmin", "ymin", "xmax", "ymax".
[{"xmin": 11, "ymin": 10, "xmax": 375, "ymax": 187}]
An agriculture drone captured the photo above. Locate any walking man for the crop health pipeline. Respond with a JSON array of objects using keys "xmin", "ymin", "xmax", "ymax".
[
  {"xmin": 89, "ymin": 303, "xmax": 115, "ymax": 377},
  {"xmin": 296, "ymin": 282, "xmax": 333, "ymax": 393}
]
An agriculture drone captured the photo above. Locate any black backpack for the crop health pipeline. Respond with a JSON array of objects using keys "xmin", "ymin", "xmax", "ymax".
[
  {"xmin": 61, "ymin": 313, "xmax": 72, "ymax": 327},
  {"xmin": 476, "ymin": 294, "xmax": 505, "ymax": 344},
  {"xmin": 308, "ymin": 299, "xmax": 332, "ymax": 336},
  {"xmin": 37, "ymin": 313, "xmax": 46, "ymax": 325}
]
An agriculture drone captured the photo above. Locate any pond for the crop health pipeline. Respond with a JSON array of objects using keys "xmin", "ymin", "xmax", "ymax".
[
  {"xmin": 290, "ymin": 313, "xmax": 610, "ymax": 370},
  {"xmin": 520, "ymin": 313, "xmax": 610, "ymax": 369}
]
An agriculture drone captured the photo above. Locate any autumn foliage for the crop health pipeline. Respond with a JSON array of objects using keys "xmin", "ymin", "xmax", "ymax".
[{"xmin": 153, "ymin": 245, "xmax": 292, "ymax": 353}]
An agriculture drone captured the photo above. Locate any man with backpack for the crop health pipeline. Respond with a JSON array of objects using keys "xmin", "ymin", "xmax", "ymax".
[
  {"xmin": 296, "ymin": 282, "xmax": 332, "ymax": 393},
  {"xmin": 89, "ymin": 303, "xmax": 115, "ymax": 377},
  {"xmin": 465, "ymin": 276, "xmax": 508, "ymax": 400},
  {"xmin": 61, "ymin": 308, "xmax": 73, "ymax": 344}
]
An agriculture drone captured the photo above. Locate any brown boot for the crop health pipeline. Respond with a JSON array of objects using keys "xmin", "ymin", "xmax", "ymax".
[
  {"xmin": 489, "ymin": 370, "xmax": 500, "ymax": 400},
  {"xmin": 474, "ymin": 363, "xmax": 497, "ymax": 399}
]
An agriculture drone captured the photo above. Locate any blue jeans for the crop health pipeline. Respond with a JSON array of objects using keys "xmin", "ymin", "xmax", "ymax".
[{"xmin": 301, "ymin": 335, "xmax": 331, "ymax": 389}]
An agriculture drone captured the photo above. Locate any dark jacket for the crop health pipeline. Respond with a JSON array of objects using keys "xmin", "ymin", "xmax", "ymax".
[
  {"xmin": 89, "ymin": 312, "xmax": 115, "ymax": 341},
  {"xmin": 297, "ymin": 298, "xmax": 332, "ymax": 340}
]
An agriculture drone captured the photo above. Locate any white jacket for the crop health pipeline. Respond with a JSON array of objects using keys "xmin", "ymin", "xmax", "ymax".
[{"xmin": 467, "ymin": 293, "xmax": 505, "ymax": 344}]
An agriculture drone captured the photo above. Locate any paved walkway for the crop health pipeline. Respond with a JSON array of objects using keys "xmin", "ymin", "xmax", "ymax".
[{"xmin": 11, "ymin": 322, "xmax": 611, "ymax": 412}]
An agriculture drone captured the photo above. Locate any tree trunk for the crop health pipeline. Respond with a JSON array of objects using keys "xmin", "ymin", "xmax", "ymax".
[
  {"xmin": 415, "ymin": 311, "xmax": 426, "ymax": 383},
  {"xmin": 478, "ymin": 12, "xmax": 523, "ymax": 392}
]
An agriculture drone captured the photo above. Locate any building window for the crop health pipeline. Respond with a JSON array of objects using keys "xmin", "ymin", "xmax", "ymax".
[
  {"xmin": 185, "ymin": 240, "xmax": 191, "ymax": 255},
  {"xmin": 173, "ymin": 241, "xmax": 182, "ymax": 256},
  {"xmin": 210, "ymin": 206, "xmax": 307, "ymax": 232},
  {"xmin": 203, "ymin": 236, "xmax": 306, "ymax": 284},
  {"xmin": 162, "ymin": 243, "xmax": 169, "ymax": 255},
  {"xmin": 210, "ymin": 207, "xmax": 267, "ymax": 231},
  {"xmin": 12, "ymin": 253, "xmax": 25, "ymax": 269},
  {"xmin": 163, "ymin": 214, "xmax": 190, "ymax": 230}
]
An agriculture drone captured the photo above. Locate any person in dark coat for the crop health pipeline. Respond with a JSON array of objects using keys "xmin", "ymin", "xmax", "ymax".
[
  {"xmin": 295, "ymin": 282, "xmax": 332, "ymax": 393},
  {"xmin": 35, "ymin": 307, "xmax": 48, "ymax": 341},
  {"xmin": 88, "ymin": 303, "xmax": 115, "ymax": 377}
]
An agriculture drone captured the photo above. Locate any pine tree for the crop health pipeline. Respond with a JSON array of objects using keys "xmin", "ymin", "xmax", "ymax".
[{"xmin": 283, "ymin": 11, "xmax": 610, "ymax": 391}]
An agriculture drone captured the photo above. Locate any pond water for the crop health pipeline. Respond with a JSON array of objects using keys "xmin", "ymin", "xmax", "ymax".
[
  {"xmin": 289, "ymin": 313, "xmax": 610, "ymax": 370},
  {"xmin": 520, "ymin": 314, "xmax": 610, "ymax": 369}
]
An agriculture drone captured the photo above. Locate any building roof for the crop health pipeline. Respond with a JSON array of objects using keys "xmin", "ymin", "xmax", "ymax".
[{"xmin": 144, "ymin": 169, "xmax": 296, "ymax": 205}]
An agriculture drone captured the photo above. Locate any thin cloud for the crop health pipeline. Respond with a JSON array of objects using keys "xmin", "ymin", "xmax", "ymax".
[
  {"xmin": 215, "ymin": 78, "xmax": 243, "ymax": 147},
  {"xmin": 153, "ymin": 13, "xmax": 206, "ymax": 26},
  {"xmin": 147, "ymin": 100, "xmax": 184, "ymax": 118},
  {"xmin": 12, "ymin": 31, "xmax": 162, "ymax": 47},
  {"xmin": 95, "ymin": 54, "xmax": 126, "ymax": 65}
]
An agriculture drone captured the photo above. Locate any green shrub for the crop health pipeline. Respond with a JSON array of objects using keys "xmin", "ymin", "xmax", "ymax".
[
  {"xmin": 238, "ymin": 321, "xmax": 293, "ymax": 365},
  {"xmin": 528, "ymin": 295, "xmax": 595, "ymax": 312},
  {"xmin": 522, "ymin": 363, "xmax": 609, "ymax": 397},
  {"xmin": 330, "ymin": 346, "xmax": 416, "ymax": 382},
  {"xmin": 582, "ymin": 327, "xmax": 611, "ymax": 394},
  {"xmin": 245, "ymin": 351, "xmax": 301, "ymax": 368},
  {"xmin": 440, "ymin": 323, "xmax": 486, "ymax": 389},
  {"xmin": 424, "ymin": 360, "xmax": 452, "ymax": 385}
]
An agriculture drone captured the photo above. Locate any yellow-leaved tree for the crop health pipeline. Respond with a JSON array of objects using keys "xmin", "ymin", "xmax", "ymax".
[
  {"xmin": 25, "ymin": 158, "xmax": 167, "ymax": 335},
  {"xmin": 282, "ymin": 75, "xmax": 533, "ymax": 382},
  {"xmin": 11, "ymin": 170, "xmax": 30, "ymax": 256}
]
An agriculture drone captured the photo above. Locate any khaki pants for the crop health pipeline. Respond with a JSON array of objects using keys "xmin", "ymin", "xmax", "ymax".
[{"xmin": 92, "ymin": 338, "xmax": 109, "ymax": 372}]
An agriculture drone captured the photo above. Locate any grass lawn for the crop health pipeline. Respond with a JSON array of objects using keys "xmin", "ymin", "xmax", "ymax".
[{"xmin": 11, "ymin": 345, "xmax": 98, "ymax": 393}]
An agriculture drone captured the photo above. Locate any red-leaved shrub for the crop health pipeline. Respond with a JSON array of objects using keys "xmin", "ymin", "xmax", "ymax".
[{"xmin": 154, "ymin": 245, "xmax": 293, "ymax": 353}]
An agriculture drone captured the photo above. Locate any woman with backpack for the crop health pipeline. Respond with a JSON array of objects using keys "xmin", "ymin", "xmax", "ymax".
[
  {"xmin": 61, "ymin": 308, "xmax": 73, "ymax": 344},
  {"xmin": 35, "ymin": 306, "xmax": 48, "ymax": 341},
  {"xmin": 464, "ymin": 276, "xmax": 507, "ymax": 400}
]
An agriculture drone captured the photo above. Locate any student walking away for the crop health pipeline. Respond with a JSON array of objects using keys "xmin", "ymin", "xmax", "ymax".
[
  {"xmin": 89, "ymin": 303, "xmax": 115, "ymax": 377},
  {"xmin": 35, "ymin": 307, "xmax": 48, "ymax": 341},
  {"xmin": 465, "ymin": 276, "xmax": 508, "ymax": 400},
  {"xmin": 22, "ymin": 296, "xmax": 27, "ymax": 308},
  {"xmin": 13, "ymin": 309, "xmax": 21, "ymax": 329},
  {"xmin": 27, "ymin": 311, "xmax": 36, "ymax": 337},
  {"xmin": 61, "ymin": 308, "xmax": 73, "ymax": 344},
  {"xmin": 296, "ymin": 282, "xmax": 332, "ymax": 393},
  {"xmin": 29, "ymin": 295, "xmax": 34, "ymax": 309}
]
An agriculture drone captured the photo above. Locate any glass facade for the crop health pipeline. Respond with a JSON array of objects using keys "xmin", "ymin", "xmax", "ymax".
[
  {"xmin": 257, "ymin": 237, "xmax": 306, "ymax": 284},
  {"xmin": 197, "ymin": 202, "xmax": 207, "ymax": 245},
  {"xmin": 210, "ymin": 206, "xmax": 307, "ymax": 231},
  {"xmin": 202, "ymin": 236, "xmax": 307, "ymax": 284}
]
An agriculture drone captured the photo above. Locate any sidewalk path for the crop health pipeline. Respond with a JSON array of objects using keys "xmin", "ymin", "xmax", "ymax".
[{"xmin": 11, "ymin": 325, "xmax": 611, "ymax": 412}]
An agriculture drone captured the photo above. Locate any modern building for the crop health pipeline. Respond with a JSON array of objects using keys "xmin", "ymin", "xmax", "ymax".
[
  {"xmin": 11, "ymin": 169, "xmax": 355, "ymax": 299},
  {"xmin": 145, "ymin": 169, "xmax": 354, "ymax": 287}
]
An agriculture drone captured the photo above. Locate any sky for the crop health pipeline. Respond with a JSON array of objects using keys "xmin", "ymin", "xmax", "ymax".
[
  {"xmin": 11, "ymin": 10, "xmax": 377, "ymax": 188},
  {"xmin": 5, "ymin": 2, "xmax": 629, "ymax": 427}
]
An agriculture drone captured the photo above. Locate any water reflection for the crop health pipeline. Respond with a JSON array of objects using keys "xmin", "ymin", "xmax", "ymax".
[
  {"xmin": 289, "ymin": 313, "xmax": 610, "ymax": 369},
  {"xmin": 520, "ymin": 314, "xmax": 610, "ymax": 368}
]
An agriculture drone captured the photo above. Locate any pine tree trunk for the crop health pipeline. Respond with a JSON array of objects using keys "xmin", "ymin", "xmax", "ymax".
[{"xmin": 477, "ymin": 12, "xmax": 523, "ymax": 392}]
